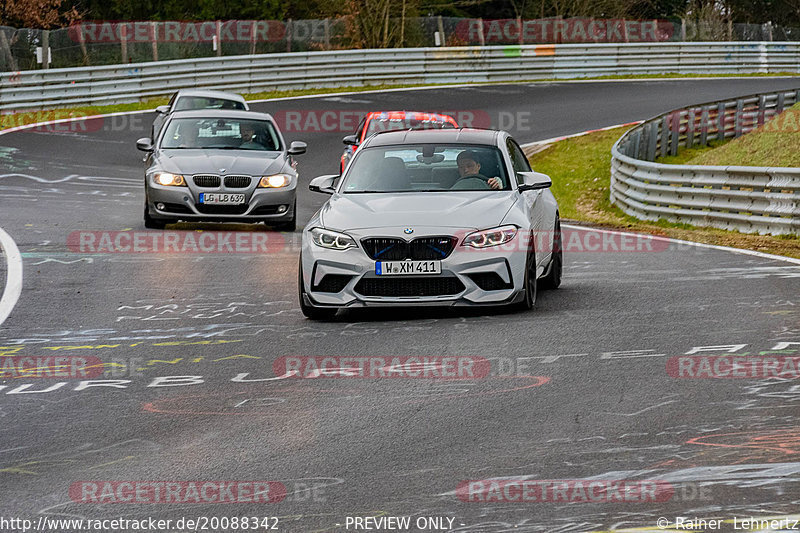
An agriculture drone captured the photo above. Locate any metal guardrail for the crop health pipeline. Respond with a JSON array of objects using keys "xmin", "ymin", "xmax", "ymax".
[
  {"xmin": 2, "ymin": 42, "xmax": 800, "ymax": 111},
  {"xmin": 611, "ymin": 88, "xmax": 800, "ymax": 235}
]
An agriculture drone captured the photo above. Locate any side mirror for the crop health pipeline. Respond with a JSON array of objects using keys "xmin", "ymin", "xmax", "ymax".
[
  {"xmin": 287, "ymin": 141, "xmax": 307, "ymax": 155},
  {"xmin": 517, "ymin": 171, "xmax": 551, "ymax": 192},
  {"xmin": 136, "ymin": 137, "xmax": 154, "ymax": 152},
  {"xmin": 155, "ymin": 105, "xmax": 169, "ymax": 114},
  {"xmin": 309, "ymin": 174, "xmax": 338, "ymax": 195},
  {"xmin": 342, "ymin": 135, "xmax": 359, "ymax": 146}
]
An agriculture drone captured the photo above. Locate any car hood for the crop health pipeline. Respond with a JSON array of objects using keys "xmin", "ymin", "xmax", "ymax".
[
  {"xmin": 155, "ymin": 150, "xmax": 286, "ymax": 176},
  {"xmin": 320, "ymin": 192, "xmax": 518, "ymax": 231}
]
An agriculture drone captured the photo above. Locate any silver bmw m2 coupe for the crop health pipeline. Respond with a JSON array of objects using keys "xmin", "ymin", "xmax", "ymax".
[{"xmin": 299, "ymin": 128, "xmax": 562, "ymax": 319}]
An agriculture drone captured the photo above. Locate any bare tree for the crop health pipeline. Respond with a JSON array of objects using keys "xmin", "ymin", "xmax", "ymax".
[
  {"xmin": 344, "ymin": 0, "xmax": 422, "ymax": 48},
  {"xmin": 684, "ymin": 0, "xmax": 731, "ymax": 40},
  {"xmin": 1, "ymin": 0, "xmax": 80, "ymax": 28}
]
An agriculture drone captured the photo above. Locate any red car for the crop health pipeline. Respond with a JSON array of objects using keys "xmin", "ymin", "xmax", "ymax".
[{"xmin": 340, "ymin": 111, "xmax": 459, "ymax": 173}]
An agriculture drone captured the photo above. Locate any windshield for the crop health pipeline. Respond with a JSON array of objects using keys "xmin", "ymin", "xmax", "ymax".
[
  {"xmin": 365, "ymin": 117, "xmax": 455, "ymax": 137},
  {"xmin": 174, "ymin": 96, "xmax": 246, "ymax": 111},
  {"xmin": 160, "ymin": 118, "xmax": 282, "ymax": 151},
  {"xmin": 341, "ymin": 144, "xmax": 510, "ymax": 192}
]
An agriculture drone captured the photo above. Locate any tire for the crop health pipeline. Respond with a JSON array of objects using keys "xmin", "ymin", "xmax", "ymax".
[
  {"xmin": 143, "ymin": 202, "xmax": 167, "ymax": 229},
  {"xmin": 514, "ymin": 248, "xmax": 537, "ymax": 311},
  {"xmin": 298, "ymin": 258, "xmax": 337, "ymax": 320},
  {"xmin": 539, "ymin": 215, "xmax": 563, "ymax": 290}
]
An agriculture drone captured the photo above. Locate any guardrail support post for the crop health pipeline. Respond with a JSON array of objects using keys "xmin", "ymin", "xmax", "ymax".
[
  {"xmin": 699, "ymin": 106, "xmax": 709, "ymax": 146},
  {"xmin": 777, "ymin": 92, "xmax": 785, "ymax": 114},
  {"xmin": 216, "ymin": 21, "xmax": 222, "ymax": 56},
  {"xmin": 660, "ymin": 116, "xmax": 668, "ymax": 158},
  {"xmin": 686, "ymin": 108, "xmax": 695, "ymax": 149},
  {"xmin": 120, "ymin": 24, "xmax": 128, "ymax": 63},
  {"xmin": 151, "ymin": 22, "xmax": 158, "ymax": 62},
  {"xmin": 670, "ymin": 113, "xmax": 679, "ymax": 156},
  {"xmin": 758, "ymin": 94, "xmax": 767, "ymax": 126},
  {"xmin": 41, "ymin": 30, "xmax": 50, "ymax": 70},
  {"xmin": 735, "ymin": 100, "xmax": 743, "ymax": 136},
  {"xmin": 717, "ymin": 102, "xmax": 726, "ymax": 141},
  {"xmin": 647, "ymin": 121, "xmax": 658, "ymax": 161}
]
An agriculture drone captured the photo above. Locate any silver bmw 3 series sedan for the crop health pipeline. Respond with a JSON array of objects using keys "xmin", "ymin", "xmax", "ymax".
[
  {"xmin": 136, "ymin": 109, "xmax": 306, "ymax": 231},
  {"xmin": 299, "ymin": 128, "xmax": 562, "ymax": 319}
]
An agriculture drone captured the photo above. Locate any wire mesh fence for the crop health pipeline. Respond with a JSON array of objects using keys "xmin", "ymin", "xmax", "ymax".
[{"xmin": 0, "ymin": 17, "xmax": 795, "ymax": 72}]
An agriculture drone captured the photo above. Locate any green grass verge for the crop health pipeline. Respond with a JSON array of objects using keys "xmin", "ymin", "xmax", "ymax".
[
  {"xmin": 654, "ymin": 102, "xmax": 800, "ymax": 167},
  {"xmin": 654, "ymin": 139, "xmax": 727, "ymax": 164},
  {"xmin": 687, "ymin": 102, "xmax": 800, "ymax": 167},
  {"xmin": 528, "ymin": 126, "xmax": 800, "ymax": 259}
]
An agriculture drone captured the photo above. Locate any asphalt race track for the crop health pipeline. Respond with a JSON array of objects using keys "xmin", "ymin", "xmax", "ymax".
[{"xmin": 1, "ymin": 79, "xmax": 800, "ymax": 532}]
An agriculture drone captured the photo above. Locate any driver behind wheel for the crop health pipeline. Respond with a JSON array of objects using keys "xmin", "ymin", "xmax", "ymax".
[
  {"xmin": 455, "ymin": 150, "xmax": 501, "ymax": 190},
  {"xmin": 178, "ymin": 122, "xmax": 201, "ymax": 148}
]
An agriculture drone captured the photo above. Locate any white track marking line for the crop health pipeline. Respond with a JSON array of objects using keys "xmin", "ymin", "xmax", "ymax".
[
  {"xmin": 0, "ymin": 227, "xmax": 23, "ymax": 326},
  {"xmin": 0, "ymin": 110, "xmax": 145, "ymax": 137},
  {"xmin": 520, "ymin": 120, "xmax": 643, "ymax": 149},
  {"xmin": 563, "ymin": 223, "xmax": 800, "ymax": 266}
]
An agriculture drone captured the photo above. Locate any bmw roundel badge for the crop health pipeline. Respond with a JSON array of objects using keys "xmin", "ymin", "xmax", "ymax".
[{"xmin": 404, "ymin": 228, "xmax": 414, "ymax": 234}]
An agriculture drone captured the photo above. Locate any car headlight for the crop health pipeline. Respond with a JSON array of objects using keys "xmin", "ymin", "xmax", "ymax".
[
  {"xmin": 310, "ymin": 228, "xmax": 356, "ymax": 250},
  {"xmin": 152, "ymin": 172, "xmax": 185, "ymax": 186},
  {"xmin": 462, "ymin": 225, "xmax": 518, "ymax": 248},
  {"xmin": 258, "ymin": 174, "xmax": 291, "ymax": 188}
]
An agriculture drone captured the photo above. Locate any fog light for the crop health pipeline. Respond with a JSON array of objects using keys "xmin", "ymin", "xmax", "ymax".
[
  {"xmin": 156, "ymin": 203, "xmax": 165, "ymax": 210},
  {"xmin": 277, "ymin": 205, "xmax": 288, "ymax": 213}
]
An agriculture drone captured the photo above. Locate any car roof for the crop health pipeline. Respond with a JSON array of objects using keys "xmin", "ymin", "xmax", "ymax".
[
  {"xmin": 168, "ymin": 109, "xmax": 276, "ymax": 122},
  {"xmin": 366, "ymin": 111, "xmax": 457, "ymax": 122},
  {"xmin": 361, "ymin": 128, "xmax": 502, "ymax": 147},
  {"xmin": 174, "ymin": 89, "xmax": 247, "ymax": 103}
]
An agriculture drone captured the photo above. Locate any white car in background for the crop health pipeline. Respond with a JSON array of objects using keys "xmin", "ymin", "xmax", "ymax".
[{"xmin": 151, "ymin": 89, "xmax": 249, "ymax": 140}]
